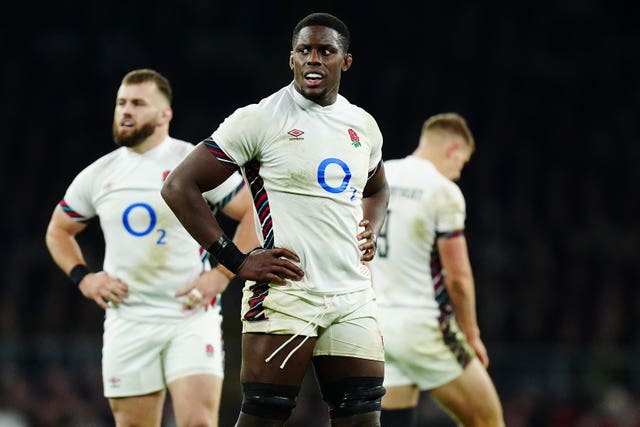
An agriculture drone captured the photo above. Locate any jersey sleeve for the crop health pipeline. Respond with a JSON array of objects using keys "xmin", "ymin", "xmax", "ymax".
[
  {"xmin": 434, "ymin": 182, "xmax": 466, "ymax": 233},
  {"xmin": 202, "ymin": 171, "xmax": 245, "ymax": 212},
  {"xmin": 60, "ymin": 165, "xmax": 98, "ymax": 222},
  {"xmin": 209, "ymin": 104, "xmax": 271, "ymax": 167}
]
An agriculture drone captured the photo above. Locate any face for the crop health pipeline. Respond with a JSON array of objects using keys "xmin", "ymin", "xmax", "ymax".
[
  {"xmin": 444, "ymin": 140, "xmax": 472, "ymax": 181},
  {"xmin": 290, "ymin": 25, "xmax": 352, "ymax": 106},
  {"xmin": 112, "ymin": 82, "xmax": 168, "ymax": 148}
]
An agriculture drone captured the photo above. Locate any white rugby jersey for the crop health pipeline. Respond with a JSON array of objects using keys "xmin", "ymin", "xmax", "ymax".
[
  {"xmin": 369, "ymin": 156, "xmax": 466, "ymax": 313},
  {"xmin": 61, "ymin": 137, "xmax": 243, "ymax": 320},
  {"xmin": 208, "ymin": 82, "xmax": 383, "ymax": 294}
]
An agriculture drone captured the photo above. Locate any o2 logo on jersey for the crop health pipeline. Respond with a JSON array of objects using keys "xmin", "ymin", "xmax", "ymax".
[
  {"xmin": 317, "ymin": 158, "xmax": 356, "ymax": 200},
  {"xmin": 122, "ymin": 203, "xmax": 166, "ymax": 245}
]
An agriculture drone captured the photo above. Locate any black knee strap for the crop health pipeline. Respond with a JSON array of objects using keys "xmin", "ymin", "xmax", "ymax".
[
  {"xmin": 321, "ymin": 376, "xmax": 386, "ymax": 419},
  {"xmin": 241, "ymin": 382, "xmax": 299, "ymax": 420},
  {"xmin": 381, "ymin": 407, "xmax": 416, "ymax": 426}
]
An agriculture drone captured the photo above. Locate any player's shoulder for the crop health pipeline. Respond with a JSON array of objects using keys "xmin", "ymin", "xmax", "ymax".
[
  {"xmin": 386, "ymin": 156, "xmax": 438, "ymax": 179},
  {"xmin": 166, "ymin": 136, "xmax": 193, "ymax": 147},
  {"xmin": 338, "ymin": 98, "xmax": 382, "ymax": 149},
  {"xmin": 67, "ymin": 147, "xmax": 126, "ymax": 187},
  {"xmin": 83, "ymin": 146, "xmax": 127, "ymax": 172},
  {"xmin": 218, "ymin": 86, "xmax": 294, "ymax": 140},
  {"xmin": 441, "ymin": 176, "xmax": 464, "ymax": 197},
  {"xmin": 247, "ymin": 85, "xmax": 292, "ymax": 114},
  {"xmin": 434, "ymin": 174, "xmax": 465, "ymax": 211},
  {"xmin": 388, "ymin": 156, "xmax": 462, "ymax": 195},
  {"xmin": 339, "ymin": 95, "xmax": 379, "ymax": 123},
  {"xmin": 164, "ymin": 136, "xmax": 195, "ymax": 155},
  {"xmin": 424, "ymin": 162, "xmax": 463, "ymax": 199},
  {"xmin": 357, "ymin": 107, "xmax": 381, "ymax": 134},
  {"xmin": 224, "ymin": 88, "xmax": 285, "ymax": 125}
]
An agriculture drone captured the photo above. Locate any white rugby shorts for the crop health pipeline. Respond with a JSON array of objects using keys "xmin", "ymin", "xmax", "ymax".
[
  {"xmin": 241, "ymin": 283, "xmax": 384, "ymax": 362},
  {"xmin": 102, "ymin": 308, "xmax": 224, "ymax": 397},
  {"xmin": 378, "ymin": 306, "xmax": 474, "ymax": 390}
]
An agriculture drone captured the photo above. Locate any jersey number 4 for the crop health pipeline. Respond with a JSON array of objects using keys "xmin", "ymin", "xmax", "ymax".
[{"xmin": 377, "ymin": 209, "xmax": 390, "ymax": 258}]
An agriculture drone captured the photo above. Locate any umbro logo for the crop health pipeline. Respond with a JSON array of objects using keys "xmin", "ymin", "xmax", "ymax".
[{"xmin": 287, "ymin": 129, "xmax": 305, "ymax": 140}]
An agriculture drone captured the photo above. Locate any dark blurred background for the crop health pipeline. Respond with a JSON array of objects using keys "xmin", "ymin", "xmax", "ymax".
[{"xmin": 1, "ymin": 1, "xmax": 639, "ymax": 426}]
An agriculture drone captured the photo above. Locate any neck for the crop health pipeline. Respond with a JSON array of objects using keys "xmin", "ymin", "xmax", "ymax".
[
  {"xmin": 128, "ymin": 130, "xmax": 168, "ymax": 154},
  {"xmin": 411, "ymin": 145, "xmax": 431, "ymax": 162},
  {"xmin": 412, "ymin": 146, "xmax": 447, "ymax": 174}
]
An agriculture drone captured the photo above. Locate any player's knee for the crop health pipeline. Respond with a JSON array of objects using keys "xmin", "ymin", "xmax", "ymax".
[
  {"xmin": 241, "ymin": 382, "xmax": 299, "ymax": 421},
  {"xmin": 177, "ymin": 410, "xmax": 217, "ymax": 427},
  {"xmin": 321, "ymin": 376, "xmax": 386, "ymax": 419},
  {"xmin": 457, "ymin": 403, "xmax": 504, "ymax": 427}
]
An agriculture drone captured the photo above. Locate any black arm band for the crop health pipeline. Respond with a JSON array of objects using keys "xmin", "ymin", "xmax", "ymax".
[
  {"xmin": 69, "ymin": 264, "xmax": 91, "ymax": 286},
  {"xmin": 207, "ymin": 235, "xmax": 247, "ymax": 274}
]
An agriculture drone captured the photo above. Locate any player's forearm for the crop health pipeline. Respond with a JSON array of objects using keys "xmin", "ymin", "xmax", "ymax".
[
  {"xmin": 161, "ymin": 176, "xmax": 226, "ymax": 247},
  {"xmin": 362, "ymin": 184, "xmax": 389, "ymax": 236},
  {"xmin": 362, "ymin": 162, "xmax": 389, "ymax": 235},
  {"xmin": 446, "ymin": 277, "xmax": 481, "ymax": 340},
  {"xmin": 45, "ymin": 228, "xmax": 87, "ymax": 275}
]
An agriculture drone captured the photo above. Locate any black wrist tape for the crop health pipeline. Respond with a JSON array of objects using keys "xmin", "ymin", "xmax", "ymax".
[
  {"xmin": 69, "ymin": 264, "xmax": 91, "ymax": 286},
  {"xmin": 207, "ymin": 235, "xmax": 247, "ymax": 274}
]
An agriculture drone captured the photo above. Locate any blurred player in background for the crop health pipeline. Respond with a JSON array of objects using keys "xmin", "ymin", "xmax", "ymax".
[
  {"xmin": 45, "ymin": 68, "xmax": 257, "ymax": 427},
  {"xmin": 161, "ymin": 12, "xmax": 389, "ymax": 427},
  {"xmin": 370, "ymin": 113, "xmax": 505, "ymax": 427}
]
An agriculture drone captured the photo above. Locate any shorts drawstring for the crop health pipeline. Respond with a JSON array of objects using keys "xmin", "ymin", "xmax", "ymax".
[{"xmin": 264, "ymin": 295, "xmax": 337, "ymax": 369}]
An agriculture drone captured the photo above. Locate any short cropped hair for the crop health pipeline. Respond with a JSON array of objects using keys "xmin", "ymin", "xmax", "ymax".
[
  {"xmin": 292, "ymin": 13, "xmax": 350, "ymax": 53},
  {"xmin": 423, "ymin": 113, "xmax": 475, "ymax": 153},
  {"xmin": 122, "ymin": 69, "xmax": 173, "ymax": 105}
]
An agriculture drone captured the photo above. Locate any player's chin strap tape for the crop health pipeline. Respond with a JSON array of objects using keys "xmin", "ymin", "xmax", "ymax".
[
  {"xmin": 321, "ymin": 376, "xmax": 386, "ymax": 419},
  {"xmin": 207, "ymin": 235, "xmax": 246, "ymax": 274},
  {"xmin": 241, "ymin": 382, "xmax": 299, "ymax": 420}
]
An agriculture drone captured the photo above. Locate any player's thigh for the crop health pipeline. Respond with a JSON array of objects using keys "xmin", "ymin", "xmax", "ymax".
[
  {"xmin": 163, "ymin": 308, "xmax": 225, "ymax": 382},
  {"xmin": 381, "ymin": 384, "xmax": 420, "ymax": 409},
  {"xmin": 430, "ymin": 358, "xmax": 504, "ymax": 426},
  {"xmin": 169, "ymin": 374, "xmax": 222, "ymax": 427},
  {"xmin": 109, "ymin": 390, "xmax": 165, "ymax": 427},
  {"xmin": 313, "ymin": 355, "xmax": 384, "ymax": 385},
  {"xmin": 102, "ymin": 314, "xmax": 168, "ymax": 398},
  {"xmin": 311, "ymin": 290, "xmax": 385, "ymax": 391},
  {"xmin": 313, "ymin": 290, "xmax": 385, "ymax": 365},
  {"xmin": 163, "ymin": 309, "xmax": 224, "ymax": 424},
  {"xmin": 241, "ymin": 332, "xmax": 317, "ymax": 386}
]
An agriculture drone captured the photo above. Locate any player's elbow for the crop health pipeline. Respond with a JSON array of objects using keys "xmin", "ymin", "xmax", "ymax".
[
  {"xmin": 44, "ymin": 226, "xmax": 56, "ymax": 252},
  {"xmin": 444, "ymin": 274, "xmax": 474, "ymax": 295},
  {"xmin": 45, "ymin": 221, "xmax": 68, "ymax": 258},
  {"xmin": 45, "ymin": 214, "xmax": 64, "ymax": 250},
  {"xmin": 160, "ymin": 174, "xmax": 180, "ymax": 208}
]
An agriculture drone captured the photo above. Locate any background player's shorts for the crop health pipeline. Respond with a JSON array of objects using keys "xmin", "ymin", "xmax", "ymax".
[
  {"xmin": 102, "ymin": 307, "xmax": 224, "ymax": 397},
  {"xmin": 378, "ymin": 306, "xmax": 475, "ymax": 390},
  {"xmin": 242, "ymin": 284, "xmax": 384, "ymax": 361}
]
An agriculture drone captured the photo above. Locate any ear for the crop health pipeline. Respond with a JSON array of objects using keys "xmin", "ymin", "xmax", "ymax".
[
  {"xmin": 342, "ymin": 53, "xmax": 353, "ymax": 72},
  {"xmin": 161, "ymin": 108, "xmax": 173, "ymax": 124},
  {"xmin": 445, "ymin": 140, "xmax": 460, "ymax": 157},
  {"xmin": 289, "ymin": 52, "xmax": 294, "ymax": 70}
]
